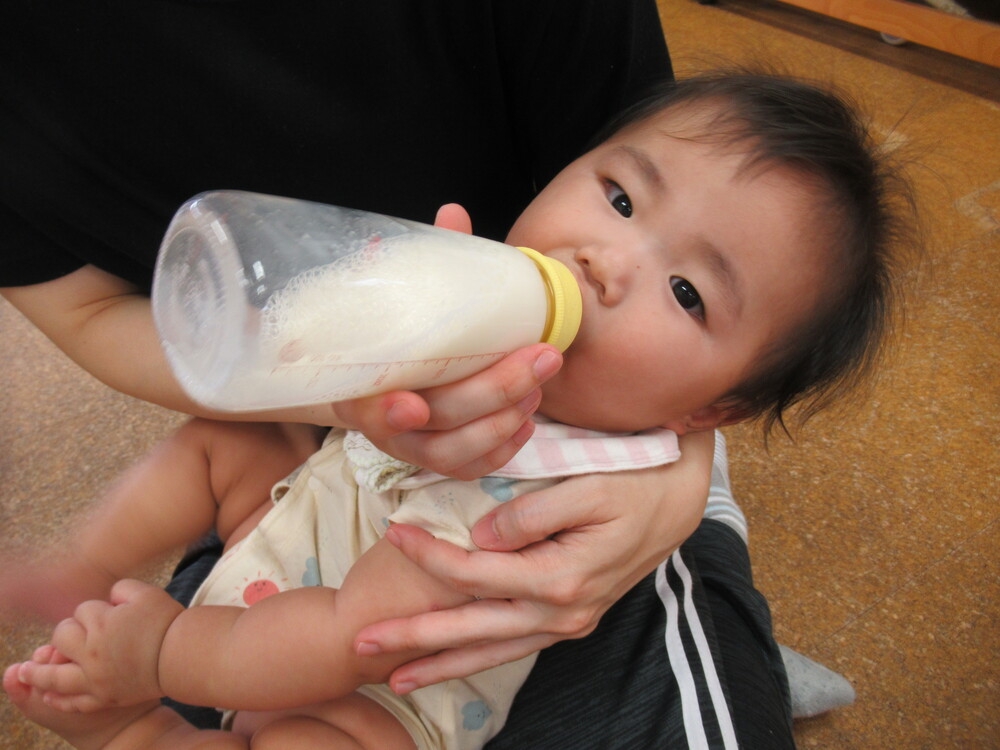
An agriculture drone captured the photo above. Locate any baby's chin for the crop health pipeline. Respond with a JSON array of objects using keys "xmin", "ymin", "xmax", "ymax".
[{"xmin": 538, "ymin": 391, "xmax": 659, "ymax": 434}]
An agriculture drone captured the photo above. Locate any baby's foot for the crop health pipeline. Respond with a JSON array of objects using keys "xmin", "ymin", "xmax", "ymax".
[{"xmin": 4, "ymin": 653, "xmax": 160, "ymax": 750}]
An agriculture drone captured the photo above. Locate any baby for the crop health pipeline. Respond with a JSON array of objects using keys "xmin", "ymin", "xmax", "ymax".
[{"xmin": 4, "ymin": 71, "xmax": 905, "ymax": 750}]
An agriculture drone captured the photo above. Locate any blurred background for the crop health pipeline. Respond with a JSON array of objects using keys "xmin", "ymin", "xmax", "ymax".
[{"xmin": 2, "ymin": 0, "xmax": 997, "ymax": 747}]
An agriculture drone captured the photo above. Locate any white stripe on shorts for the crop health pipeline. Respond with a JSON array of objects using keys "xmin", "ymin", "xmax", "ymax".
[{"xmin": 656, "ymin": 553, "xmax": 739, "ymax": 750}]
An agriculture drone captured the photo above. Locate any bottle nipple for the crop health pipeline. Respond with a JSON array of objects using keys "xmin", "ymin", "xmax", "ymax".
[{"xmin": 516, "ymin": 247, "xmax": 582, "ymax": 352}]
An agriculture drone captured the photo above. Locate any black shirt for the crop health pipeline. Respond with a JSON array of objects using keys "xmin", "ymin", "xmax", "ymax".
[{"xmin": 1, "ymin": 0, "xmax": 672, "ymax": 292}]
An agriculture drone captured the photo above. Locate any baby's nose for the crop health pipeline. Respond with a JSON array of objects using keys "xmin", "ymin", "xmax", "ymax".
[{"xmin": 575, "ymin": 245, "xmax": 628, "ymax": 306}]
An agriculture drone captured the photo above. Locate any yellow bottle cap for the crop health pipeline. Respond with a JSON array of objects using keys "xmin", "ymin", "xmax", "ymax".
[{"xmin": 516, "ymin": 247, "xmax": 582, "ymax": 352}]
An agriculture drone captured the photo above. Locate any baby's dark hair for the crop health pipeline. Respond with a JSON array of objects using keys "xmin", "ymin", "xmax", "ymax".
[{"xmin": 594, "ymin": 70, "xmax": 914, "ymax": 434}]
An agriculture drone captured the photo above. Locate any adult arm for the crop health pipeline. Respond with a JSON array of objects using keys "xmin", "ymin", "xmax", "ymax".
[
  {"xmin": 0, "ymin": 206, "xmax": 560, "ymax": 477},
  {"xmin": 1, "ymin": 266, "xmax": 207, "ymax": 415},
  {"xmin": 356, "ymin": 429, "xmax": 715, "ymax": 692}
]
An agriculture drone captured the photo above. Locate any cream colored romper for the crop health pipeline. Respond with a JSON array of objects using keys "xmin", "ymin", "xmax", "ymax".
[{"xmin": 190, "ymin": 423, "xmax": 680, "ymax": 749}]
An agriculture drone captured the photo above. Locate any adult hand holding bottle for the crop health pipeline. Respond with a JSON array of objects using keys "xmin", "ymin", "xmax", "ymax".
[{"xmin": 323, "ymin": 203, "xmax": 561, "ymax": 479}]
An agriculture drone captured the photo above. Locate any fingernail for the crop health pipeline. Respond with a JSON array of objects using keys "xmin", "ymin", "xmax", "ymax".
[
  {"xmin": 387, "ymin": 401, "xmax": 417, "ymax": 431},
  {"xmin": 356, "ymin": 641, "xmax": 382, "ymax": 657},
  {"xmin": 472, "ymin": 514, "xmax": 501, "ymax": 548},
  {"xmin": 533, "ymin": 349, "xmax": 561, "ymax": 380},
  {"xmin": 394, "ymin": 681, "xmax": 418, "ymax": 695}
]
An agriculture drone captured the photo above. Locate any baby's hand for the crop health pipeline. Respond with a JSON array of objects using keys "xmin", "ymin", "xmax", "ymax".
[{"xmin": 13, "ymin": 579, "xmax": 182, "ymax": 712}]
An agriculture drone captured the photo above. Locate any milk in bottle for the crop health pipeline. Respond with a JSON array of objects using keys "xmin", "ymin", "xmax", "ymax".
[{"xmin": 153, "ymin": 191, "xmax": 581, "ymax": 411}]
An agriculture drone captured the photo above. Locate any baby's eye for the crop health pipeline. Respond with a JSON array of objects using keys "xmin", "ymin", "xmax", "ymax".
[
  {"xmin": 671, "ymin": 277, "xmax": 705, "ymax": 319},
  {"xmin": 604, "ymin": 181, "xmax": 633, "ymax": 218}
]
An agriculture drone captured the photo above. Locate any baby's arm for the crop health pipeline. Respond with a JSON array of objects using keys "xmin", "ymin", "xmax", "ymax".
[{"xmin": 17, "ymin": 538, "xmax": 471, "ymax": 712}]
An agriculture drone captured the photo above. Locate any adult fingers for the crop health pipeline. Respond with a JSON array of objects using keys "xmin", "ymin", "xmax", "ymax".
[
  {"xmin": 434, "ymin": 419, "xmax": 537, "ymax": 481},
  {"xmin": 356, "ymin": 597, "xmax": 548, "ymax": 656},
  {"xmin": 468, "ymin": 477, "xmax": 608, "ymax": 551},
  {"xmin": 384, "ymin": 526, "xmax": 547, "ymax": 600},
  {"xmin": 386, "ymin": 524, "xmax": 614, "ymax": 620},
  {"xmin": 377, "ymin": 405, "xmax": 537, "ymax": 481},
  {"xmin": 332, "ymin": 345, "xmax": 560, "ymax": 478},
  {"xmin": 417, "ymin": 344, "xmax": 560, "ymax": 431},
  {"xmin": 341, "ymin": 344, "xmax": 557, "ymax": 439},
  {"xmin": 388, "ymin": 633, "xmax": 559, "ymax": 693},
  {"xmin": 331, "ymin": 391, "xmax": 432, "ymax": 440},
  {"xmin": 433, "ymin": 204, "xmax": 473, "ymax": 234}
]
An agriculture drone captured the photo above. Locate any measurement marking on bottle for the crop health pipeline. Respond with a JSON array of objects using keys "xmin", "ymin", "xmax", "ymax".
[{"xmin": 269, "ymin": 352, "xmax": 511, "ymax": 373}]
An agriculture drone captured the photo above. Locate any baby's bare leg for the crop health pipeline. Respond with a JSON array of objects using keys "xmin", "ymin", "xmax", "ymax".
[
  {"xmin": 236, "ymin": 693, "xmax": 416, "ymax": 749},
  {"xmin": 0, "ymin": 419, "xmax": 322, "ymax": 622}
]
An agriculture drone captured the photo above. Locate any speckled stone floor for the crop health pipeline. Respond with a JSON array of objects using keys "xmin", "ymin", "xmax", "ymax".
[{"xmin": 2, "ymin": 2, "xmax": 997, "ymax": 748}]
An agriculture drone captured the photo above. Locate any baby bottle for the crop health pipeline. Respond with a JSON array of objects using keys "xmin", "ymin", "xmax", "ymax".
[{"xmin": 152, "ymin": 191, "xmax": 582, "ymax": 411}]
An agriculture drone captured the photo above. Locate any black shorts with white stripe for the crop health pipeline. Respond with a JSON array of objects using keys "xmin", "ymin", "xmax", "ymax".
[{"xmin": 488, "ymin": 519, "xmax": 795, "ymax": 749}]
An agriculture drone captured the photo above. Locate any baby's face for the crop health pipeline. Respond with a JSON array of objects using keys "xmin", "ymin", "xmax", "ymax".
[{"xmin": 506, "ymin": 107, "xmax": 830, "ymax": 433}]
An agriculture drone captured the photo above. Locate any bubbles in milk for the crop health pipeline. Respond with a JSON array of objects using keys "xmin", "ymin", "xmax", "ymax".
[{"xmin": 261, "ymin": 247, "xmax": 412, "ymax": 364}]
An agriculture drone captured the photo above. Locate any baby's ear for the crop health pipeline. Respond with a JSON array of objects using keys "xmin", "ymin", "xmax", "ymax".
[{"xmin": 661, "ymin": 403, "xmax": 750, "ymax": 435}]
